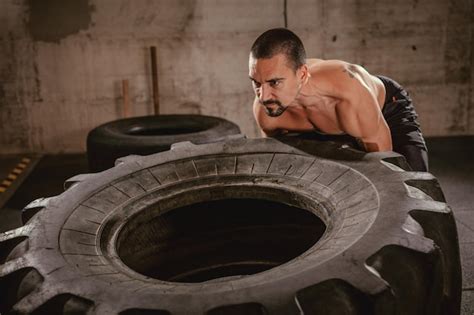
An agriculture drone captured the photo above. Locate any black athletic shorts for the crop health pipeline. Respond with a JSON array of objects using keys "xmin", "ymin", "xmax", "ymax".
[{"xmin": 377, "ymin": 75, "xmax": 428, "ymax": 171}]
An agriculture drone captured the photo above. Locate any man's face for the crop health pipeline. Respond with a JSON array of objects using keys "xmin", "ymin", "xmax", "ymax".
[{"xmin": 249, "ymin": 53, "xmax": 304, "ymax": 117}]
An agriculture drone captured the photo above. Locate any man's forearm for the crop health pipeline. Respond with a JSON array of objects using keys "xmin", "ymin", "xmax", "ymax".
[{"xmin": 260, "ymin": 128, "xmax": 284, "ymax": 138}]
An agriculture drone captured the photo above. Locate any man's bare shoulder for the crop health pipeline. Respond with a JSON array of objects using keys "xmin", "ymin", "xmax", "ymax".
[
  {"xmin": 305, "ymin": 59, "xmax": 354, "ymax": 94},
  {"xmin": 306, "ymin": 59, "xmax": 377, "ymax": 98},
  {"xmin": 307, "ymin": 58, "xmax": 350, "ymax": 72}
]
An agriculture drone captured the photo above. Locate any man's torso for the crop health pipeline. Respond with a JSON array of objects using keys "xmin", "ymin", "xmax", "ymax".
[{"xmin": 254, "ymin": 59, "xmax": 387, "ymax": 136}]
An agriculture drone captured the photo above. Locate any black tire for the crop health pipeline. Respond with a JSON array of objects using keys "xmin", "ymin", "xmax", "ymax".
[
  {"xmin": 86, "ymin": 115, "xmax": 241, "ymax": 172},
  {"xmin": 0, "ymin": 137, "xmax": 461, "ymax": 314}
]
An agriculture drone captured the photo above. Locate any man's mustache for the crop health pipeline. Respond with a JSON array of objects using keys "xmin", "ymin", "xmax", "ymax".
[{"xmin": 261, "ymin": 100, "xmax": 283, "ymax": 107}]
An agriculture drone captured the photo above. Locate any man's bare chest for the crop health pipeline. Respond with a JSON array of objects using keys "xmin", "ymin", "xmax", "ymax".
[{"xmin": 288, "ymin": 97, "xmax": 345, "ymax": 135}]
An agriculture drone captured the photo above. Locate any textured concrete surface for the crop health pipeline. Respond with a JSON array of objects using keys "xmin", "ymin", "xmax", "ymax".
[
  {"xmin": 0, "ymin": 0, "xmax": 473, "ymax": 154},
  {"xmin": 462, "ymin": 290, "xmax": 474, "ymax": 315},
  {"xmin": 425, "ymin": 136, "xmax": 474, "ymax": 314},
  {"xmin": 27, "ymin": 0, "xmax": 93, "ymax": 43}
]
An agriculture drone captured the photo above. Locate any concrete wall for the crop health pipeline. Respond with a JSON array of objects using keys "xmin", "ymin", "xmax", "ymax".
[{"xmin": 0, "ymin": 0, "xmax": 472, "ymax": 153}]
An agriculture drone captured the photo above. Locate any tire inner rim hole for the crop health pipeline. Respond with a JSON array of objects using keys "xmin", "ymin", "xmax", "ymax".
[
  {"xmin": 127, "ymin": 126, "xmax": 207, "ymax": 136},
  {"xmin": 117, "ymin": 198, "xmax": 326, "ymax": 283}
]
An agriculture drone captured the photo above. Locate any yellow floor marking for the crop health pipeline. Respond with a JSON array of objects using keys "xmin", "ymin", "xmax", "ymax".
[
  {"xmin": 2, "ymin": 179, "xmax": 12, "ymax": 186},
  {"xmin": 0, "ymin": 156, "xmax": 33, "ymax": 194}
]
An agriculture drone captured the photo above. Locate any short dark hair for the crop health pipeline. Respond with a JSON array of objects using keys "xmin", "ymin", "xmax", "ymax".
[{"xmin": 250, "ymin": 28, "xmax": 306, "ymax": 71}]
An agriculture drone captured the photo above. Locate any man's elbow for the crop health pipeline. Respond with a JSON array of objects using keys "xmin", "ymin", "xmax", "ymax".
[
  {"xmin": 260, "ymin": 128, "xmax": 280, "ymax": 138},
  {"xmin": 359, "ymin": 124, "xmax": 392, "ymax": 152},
  {"xmin": 361, "ymin": 137, "xmax": 392, "ymax": 152},
  {"xmin": 363, "ymin": 142, "xmax": 390, "ymax": 152}
]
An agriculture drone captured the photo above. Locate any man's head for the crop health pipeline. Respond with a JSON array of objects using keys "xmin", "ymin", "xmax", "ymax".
[
  {"xmin": 250, "ymin": 28, "xmax": 306, "ymax": 71},
  {"xmin": 249, "ymin": 28, "xmax": 308, "ymax": 117}
]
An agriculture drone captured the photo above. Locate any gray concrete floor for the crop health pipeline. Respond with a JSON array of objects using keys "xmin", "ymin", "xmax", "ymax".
[
  {"xmin": 425, "ymin": 136, "xmax": 474, "ymax": 315},
  {"xmin": 0, "ymin": 136, "xmax": 472, "ymax": 312}
]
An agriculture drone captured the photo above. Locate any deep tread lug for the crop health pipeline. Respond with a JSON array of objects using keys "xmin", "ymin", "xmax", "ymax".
[
  {"xmin": 404, "ymin": 178, "xmax": 445, "ymax": 202},
  {"xmin": 22, "ymin": 197, "xmax": 56, "ymax": 224},
  {"xmin": 0, "ymin": 267, "xmax": 44, "ymax": 314},
  {"xmin": 115, "ymin": 155, "xmax": 143, "ymax": 167},
  {"xmin": 366, "ymin": 245, "xmax": 443, "ymax": 315},
  {"xmin": 0, "ymin": 257, "xmax": 30, "ymax": 277},
  {"xmin": 14, "ymin": 292, "xmax": 94, "ymax": 315},
  {"xmin": 296, "ymin": 279, "xmax": 373, "ymax": 315},
  {"xmin": 119, "ymin": 308, "xmax": 170, "ymax": 315},
  {"xmin": 207, "ymin": 302, "xmax": 267, "ymax": 315},
  {"xmin": 64, "ymin": 174, "xmax": 97, "ymax": 190},
  {"xmin": 380, "ymin": 155, "xmax": 411, "ymax": 171}
]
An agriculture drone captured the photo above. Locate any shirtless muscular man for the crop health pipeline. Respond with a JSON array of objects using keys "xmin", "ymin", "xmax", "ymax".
[{"xmin": 250, "ymin": 28, "xmax": 428, "ymax": 171}]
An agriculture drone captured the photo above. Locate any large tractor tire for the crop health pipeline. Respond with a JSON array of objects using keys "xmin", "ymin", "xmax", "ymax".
[
  {"xmin": 86, "ymin": 115, "xmax": 241, "ymax": 172},
  {"xmin": 0, "ymin": 137, "xmax": 461, "ymax": 314}
]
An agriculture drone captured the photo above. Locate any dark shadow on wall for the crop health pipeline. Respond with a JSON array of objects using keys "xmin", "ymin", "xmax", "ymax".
[{"xmin": 27, "ymin": 0, "xmax": 94, "ymax": 43}]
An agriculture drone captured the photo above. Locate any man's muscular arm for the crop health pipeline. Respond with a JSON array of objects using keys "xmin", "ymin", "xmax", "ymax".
[{"xmin": 331, "ymin": 64, "xmax": 392, "ymax": 152}]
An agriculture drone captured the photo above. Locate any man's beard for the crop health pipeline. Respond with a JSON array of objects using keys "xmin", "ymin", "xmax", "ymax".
[{"xmin": 262, "ymin": 100, "xmax": 288, "ymax": 117}]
